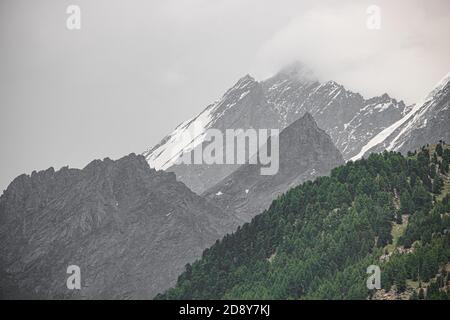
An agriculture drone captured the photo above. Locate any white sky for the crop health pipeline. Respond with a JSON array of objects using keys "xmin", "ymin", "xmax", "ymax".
[{"xmin": 0, "ymin": 0, "xmax": 449, "ymax": 191}]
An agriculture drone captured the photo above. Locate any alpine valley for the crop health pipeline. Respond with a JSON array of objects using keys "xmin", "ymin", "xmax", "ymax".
[{"xmin": 1, "ymin": 63, "xmax": 449, "ymax": 299}]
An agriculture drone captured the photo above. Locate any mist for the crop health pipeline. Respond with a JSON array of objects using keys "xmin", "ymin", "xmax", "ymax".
[{"xmin": 0, "ymin": 0, "xmax": 449, "ymax": 191}]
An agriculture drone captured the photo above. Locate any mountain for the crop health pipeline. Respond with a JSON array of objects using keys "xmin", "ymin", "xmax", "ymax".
[
  {"xmin": 262, "ymin": 64, "xmax": 409, "ymax": 160},
  {"xmin": 144, "ymin": 63, "xmax": 408, "ymax": 194},
  {"xmin": 143, "ymin": 75, "xmax": 280, "ymax": 193},
  {"xmin": 203, "ymin": 113, "xmax": 344, "ymax": 222},
  {"xmin": 352, "ymin": 73, "xmax": 450, "ymax": 160},
  {"xmin": 0, "ymin": 154, "xmax": 239, "ymax": 299},
  {"xmin": 158, "ymin": 144, "xmax": 450, "ymax": 300}
]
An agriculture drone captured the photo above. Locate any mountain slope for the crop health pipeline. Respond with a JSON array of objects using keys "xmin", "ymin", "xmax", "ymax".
[
  {"xmin": 158, "ymin": 144, "xmax": 450, "ymax": 300},
  {"xmin": 262, "ymin": 65, "xmax": 409, "ymax": 160},
  {"xmin": 352, "ymin": 73, "xmax": 450, "ymax": 160},
  {"xmin": 203, "ymin": 113, "xmax": 344, "ymax": 222},
  {"xmin": 144, "ymin": 64, "xmax": 408, "ymax": 193},
  {"xmin": 144, "ymin": 75, "xmax": 278, "ymax": 171},
  {"xmin": 0, "ymin": 154, "xmax": 239, "ymax": 299},
  {"xmin": 145, "ymin": 75, "xmax": 280, "ymax": 193}
]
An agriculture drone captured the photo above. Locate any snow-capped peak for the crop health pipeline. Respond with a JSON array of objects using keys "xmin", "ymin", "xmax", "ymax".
[
  {"xmin": 143, "ymin": 75, "xmax": 259, "ymax": 170},
  {"xmin": 350, "ymin": 72, "xmax": 450, "ymax": 161},
  {"xmin": 222, "ymin": 74, "xmax": 256, "ymax": 97},
  {"xmin": 422, "ymin": 72, "xmax": 450, "ymax": 102},
  {"xmin": 144, "ymin": 105, "xmax": 214, "ymax": 170}
]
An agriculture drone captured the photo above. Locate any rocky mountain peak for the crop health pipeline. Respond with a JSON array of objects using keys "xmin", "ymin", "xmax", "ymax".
[
  {"xmin": 144, "ymin": 64, "xmax": 410, "ymax": 193},
  {"xmin": 351, "ymin": 71, "xmax": 450, "ymax": 160},
  {"xmin": 279, "ymin": 112, "xmax": 319, "ymax": 139},
  {"xmin": 203, "ymin": 112, "xmax": 344, "ymax": 222},
  {"xmin": 0, "ymin": 152, "xmax": 239, "ymax": 299},
  {"xmin": 294, "ymin": 111, "xmax": 317, "ymax": 127},
  {"xmin": 222, "ymin": 74, "xmax": 258, "ymax": 98}
]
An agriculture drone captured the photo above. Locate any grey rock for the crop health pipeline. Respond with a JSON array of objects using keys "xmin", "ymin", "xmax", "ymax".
[
  {"xmin": 0, "ymin": 154, "xmax": 239, "ymax": 299},
  {"xmin": 145, "ymin": 64, "xmax": 407, "ymax": 194},
  {"xmin": 203, "ymin": 113, "xmax": 344, "ymax": 222},
  {"xmin": 355, "ymin": 73, "xmax": 450, "ymax": 158}
]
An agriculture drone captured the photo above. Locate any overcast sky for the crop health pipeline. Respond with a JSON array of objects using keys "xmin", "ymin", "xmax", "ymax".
[{"xmin": 0, "ymin": 0, "xmax": 449, "ymax": 191}]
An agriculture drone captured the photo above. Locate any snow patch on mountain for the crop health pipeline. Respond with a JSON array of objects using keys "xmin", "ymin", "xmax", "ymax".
[
  {"xmin": 144, "ymin": 75, "xmax": 258, "ymax": 170},
  {"xmin": 143, "ymin": 64, "xmax": 411, "ymax": 192},
  {"xmin": 351, "ymin": 72, "xmax": 450, "ymax": 161},
  {"xmin": 145, "ymin": 106, "xmax": 214, "ymax": 170}
]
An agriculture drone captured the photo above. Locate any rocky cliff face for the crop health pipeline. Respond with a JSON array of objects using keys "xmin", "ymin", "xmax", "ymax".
[
  {"xmin": 352, "ymin": 73, "xmax": 450, "ymax": 160},
  {"xmin": 144, "ymin": 64, "xmax": 407, "ymax": 194},
  {"xmin": 144, "ymin": 75, "xmax": 281, "ymax": 194},
  {"xmin": 0, "ymin": 154, "xmax": 239, "ymax": 299},
  {"xmin": 262, "ymin": 66, "xmax": 409, "ymax": 160},
  {"xmin": 203, "ymin": 113, "xmax": 344, "ymax": 222}
]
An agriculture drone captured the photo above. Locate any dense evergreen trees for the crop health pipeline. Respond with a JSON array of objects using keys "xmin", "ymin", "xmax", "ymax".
[{"xmin": 157, "ymin": 144, "xmax": 450, "ymax": 300}]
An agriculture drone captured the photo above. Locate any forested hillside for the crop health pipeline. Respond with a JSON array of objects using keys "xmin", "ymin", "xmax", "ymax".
[{"xmin": 158, "ymin": 143, "xmax": 450, "ymax": 300}]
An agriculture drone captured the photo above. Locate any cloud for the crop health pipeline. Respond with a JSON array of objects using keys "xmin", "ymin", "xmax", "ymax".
[
  {"xmin": 162, "ymin": 70, "xmax": 187, "ymax": 87},
  {"xmin": 252, "ymin": 1, "xmax": 450, "ymax": 103},
  {"xmin": 1, "ymin": 0, "xmax": 449, "ymax": 191}
]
